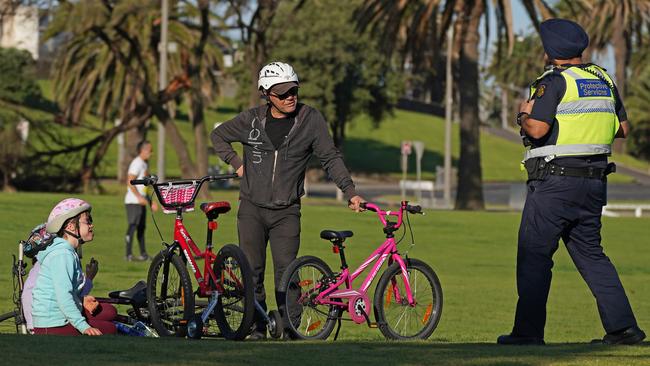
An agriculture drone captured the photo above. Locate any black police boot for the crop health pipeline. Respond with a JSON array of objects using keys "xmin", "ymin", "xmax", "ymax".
[
  {"xmin": 592, "ymin": 326, "xmax": 646, "ymax": 345},
  {"xmin": 497, "ymin": 333, "xmax": 545, "ymax": 345}
]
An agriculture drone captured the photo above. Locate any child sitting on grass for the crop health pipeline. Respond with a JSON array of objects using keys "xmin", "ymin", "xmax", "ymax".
[{"xmin": 32, "ymin": 198, "xmax": 116, "ymax": 336}]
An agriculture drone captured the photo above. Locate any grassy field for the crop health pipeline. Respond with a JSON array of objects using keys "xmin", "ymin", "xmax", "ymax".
[{"xmin": 0, "ymin": 191, "xmax": 648, "ymax": 365}]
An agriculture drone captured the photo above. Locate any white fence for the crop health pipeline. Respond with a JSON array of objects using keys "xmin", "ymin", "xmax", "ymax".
[{"xmin": 602, "ymin": 204, "xmax": 650, "ymax": 218}]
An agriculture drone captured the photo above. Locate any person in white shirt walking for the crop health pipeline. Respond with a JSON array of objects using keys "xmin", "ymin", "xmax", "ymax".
[{"xmin": 124, "ymin": 140, "xmax": 157, "ymax": 261}]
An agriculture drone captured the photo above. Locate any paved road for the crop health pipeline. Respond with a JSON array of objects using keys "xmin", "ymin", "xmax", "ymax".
[{"xmin": 484, "ymin": 126, "xmax": 650, "ymax": 186}]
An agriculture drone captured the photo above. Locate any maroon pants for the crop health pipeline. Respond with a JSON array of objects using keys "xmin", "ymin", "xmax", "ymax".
[{"xmin": 34, "ymin": 302, "xmax": 117, "ymax": 336}]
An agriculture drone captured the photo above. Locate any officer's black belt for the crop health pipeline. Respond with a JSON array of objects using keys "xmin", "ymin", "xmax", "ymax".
[{"xmin": 546, "ymin": 162, "xmax": 616, "ymax": 179}]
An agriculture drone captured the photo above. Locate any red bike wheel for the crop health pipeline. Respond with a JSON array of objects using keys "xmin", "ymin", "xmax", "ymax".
[
  {"xmin": 146, "ymin": 251, "xmax": 194, "ymax": 337},
  {"xmin": 212, "ymin": 244, "xmax": 255, "ymax": 341}
]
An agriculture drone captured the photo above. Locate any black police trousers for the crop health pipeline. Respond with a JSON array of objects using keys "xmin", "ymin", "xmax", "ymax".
[
  {"xmin": 237, "ymin": 199, "xmax": 301, "ymax": 328},
  {"xmin": 513, "ymin": 175, "xmax": 638, "ymax": 339}
]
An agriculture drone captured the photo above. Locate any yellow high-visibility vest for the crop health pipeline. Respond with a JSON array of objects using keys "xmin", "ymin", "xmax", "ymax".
[{"xmin": 523, "ymin": 65, "xmax": 619, "ymax": 162}]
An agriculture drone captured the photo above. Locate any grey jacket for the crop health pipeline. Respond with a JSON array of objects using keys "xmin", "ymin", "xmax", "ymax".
[{"xmin": 211, "ymin": 103, "xmax": 357, "ymax": 209}]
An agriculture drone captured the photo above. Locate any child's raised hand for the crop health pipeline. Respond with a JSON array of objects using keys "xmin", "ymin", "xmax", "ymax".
[{"xmin": 86, "ymin": 257, "xmax": 99, "ymax": 280}]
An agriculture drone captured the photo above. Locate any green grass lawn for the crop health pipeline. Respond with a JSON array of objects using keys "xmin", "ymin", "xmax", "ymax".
[{"xmin": 0, "ymin": 191, "xmax": 648, "ymax": 364}]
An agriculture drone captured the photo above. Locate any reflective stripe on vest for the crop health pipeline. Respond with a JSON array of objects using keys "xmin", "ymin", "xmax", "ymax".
[
  {"xmin": 556, "ymin": 99, "xmax": 615, "ymax": 115},
  {"xmin": 523, "ymin": 144, "xmax": 611, "ymax": 162},
  {"xmin": 523, "ymin": 65, "xmax": 617, "ymax": 162}
]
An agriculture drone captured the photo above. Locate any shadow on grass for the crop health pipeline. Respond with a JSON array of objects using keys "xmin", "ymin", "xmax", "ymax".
[
  {"xmin": 1, "ymin": 334, "xmax": 648, "ymax": 366},
  {"xmin": 343, "ymin": 137, "xmax": 457, "ymax": 176}
]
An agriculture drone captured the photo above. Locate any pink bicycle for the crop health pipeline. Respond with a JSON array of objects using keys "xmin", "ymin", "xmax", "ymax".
[{"xmin": 278, "ymin": 201, "xmax": 442, "ymax": 340}]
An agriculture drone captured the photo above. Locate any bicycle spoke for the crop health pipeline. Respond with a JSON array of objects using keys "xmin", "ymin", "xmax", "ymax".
[
  {"xmin": 216, "ymin": 253, "xmax": 246, "ymax": 331},
  {"xmin": 382, "ymin": 267, "xmax": 435, "ymax": 338}
]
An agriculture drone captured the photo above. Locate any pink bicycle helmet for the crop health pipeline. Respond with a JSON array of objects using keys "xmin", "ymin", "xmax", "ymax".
[{"xmin": 46, "ymin": 198, "xmax": 92, "ymax": 234}]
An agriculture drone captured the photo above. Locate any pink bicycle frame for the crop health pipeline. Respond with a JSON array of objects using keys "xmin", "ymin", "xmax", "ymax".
[{"xmin": 312, "ymin": 202, "xmax": 416, "ymax": 320}]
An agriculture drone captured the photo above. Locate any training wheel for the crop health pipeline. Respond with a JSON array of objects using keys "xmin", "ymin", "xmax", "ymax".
[
  {"xmin": 187, "ymin": 315, "xmax": 203, "ymax": 340},
  {"xmin": 268, "ymin": 310, "xmax": 283, "ymax": 339}
]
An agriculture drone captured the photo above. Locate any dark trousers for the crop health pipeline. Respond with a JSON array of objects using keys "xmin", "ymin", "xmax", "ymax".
[
  {"xmin": 125, "ymin": 204, "xmax": 147, "ymax": 257},
  {"xmin": 513, "ymin": 175, "xmax": 638, "ymax": 339},
  {"xmin": 237, "ymin": 199, "xmax": 301, "ymax": 328}
]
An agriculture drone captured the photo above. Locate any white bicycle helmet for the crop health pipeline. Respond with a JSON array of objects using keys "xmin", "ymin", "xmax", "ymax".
[
  {"xmin": 46, "ymin": 198, "xmax": 92, "ymax": 234},
  {"xmin": 258, "ymin": 62, "xmax": 299, "ymax": 91}
]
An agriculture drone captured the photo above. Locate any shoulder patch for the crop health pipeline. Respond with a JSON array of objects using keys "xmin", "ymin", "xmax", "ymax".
[{"xmin": 535, "ymin": 84, "xmax": 546, "ymax": 99}]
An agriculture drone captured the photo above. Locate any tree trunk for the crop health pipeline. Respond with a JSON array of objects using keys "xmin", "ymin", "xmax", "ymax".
[
  {"xmin": 2, "ymin": 172, "xmax": 16, "ymax": 192},
  {"xmin": 247, "ymin": 48, "xmax": 266, "ymax": 107},
  {"xmin": 154, "ymin": 106, "xmax": 198, "ymax": 178},
  {"xmin": 187, "ymin": 93, "xmax": 210, "ymax": 198},
  {"xmin": 188, "ymin": 96, "xmax": 208, "ymax": 178},
  {"xmin": 82, "ymin": 117, "xmax": 147, "ymax": 193},
  {"xmin": 454, "ymin": 0, "xmax": 485, "ymax": 210},
  {"xmin": 611, "ymin": 11, "xmax": 627, "ymax": 154},
  {"xmin": 501, "ymin": 83, "xmax": 509, "ymax": 129},
  {"xmin": 80, "ymin": 165, "xmax": 93, "ymax": 194},
  {"xmin": 331, "ymin": 120, "xmax": 345, "ymax": 149},
  {"xmin": 245, "ymin": 0, "xmax": 278, "ymax": 107},
  {"xmin": 123, "ymin": 120, "xmax": 145, "ymax": 182}
]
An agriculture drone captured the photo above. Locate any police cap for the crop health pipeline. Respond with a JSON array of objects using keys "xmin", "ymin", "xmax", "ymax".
[{"xmin": 540, "ymin": 19, "xmax": 589, "ymax": 60}]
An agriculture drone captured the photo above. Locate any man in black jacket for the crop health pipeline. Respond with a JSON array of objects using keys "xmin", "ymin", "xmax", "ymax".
[{"xmin": 211, "ymin": 61, "xmax": 364, "ymax": 339}]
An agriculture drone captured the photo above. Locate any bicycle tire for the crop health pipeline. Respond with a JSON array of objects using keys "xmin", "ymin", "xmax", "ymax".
[
  {"xmin": 146, "ymin": 251, "xmax": 194, "ymax": 337},
  {"xmin": 278, "ymin": 256, "xmax": 339, "ymax": 340},
  {"xmin": 0, "ymin": 310, "xmax": 18, "ymax": 323},
  {"xmin": 0, "ymin": 309, "xmax": 28, "ymax": 334},
  {"xmin": 212, "ymin": 244, "xmax": 255, "ymax": 341},
  {"xmin": 373, "ymin": 258, "xmax": 442, "ymax": 340}
]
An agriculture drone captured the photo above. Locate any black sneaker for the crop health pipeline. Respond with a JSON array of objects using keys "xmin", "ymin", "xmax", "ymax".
[
  {"xmin": 136, "ymin": 254, "xmax": 150, "ymax": 261},
  {"xmin": 497, "ymin": 334, "xmax": 545, "ymax": 345},
  {"xmin": 247, "ymin": 329, "xmax": 267, "ymax": 341},
  {"xmin": 594, "ymin": 326, "xmax": 646, "ymax": 345}
]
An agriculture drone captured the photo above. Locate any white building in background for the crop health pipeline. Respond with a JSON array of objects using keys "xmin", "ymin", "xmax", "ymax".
[{"xmin": 0, "ymin": 5, "xmax": 39, "ymax": 59}]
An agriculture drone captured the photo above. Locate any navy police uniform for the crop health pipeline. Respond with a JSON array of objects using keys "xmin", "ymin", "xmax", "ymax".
[{"xmin": 499, "ymin": 19, "xmax": 645, "ymax": 345}]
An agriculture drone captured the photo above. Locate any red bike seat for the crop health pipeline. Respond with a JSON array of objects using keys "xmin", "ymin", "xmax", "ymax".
[{"xmin": 200, "ymin": 201, "xmax": 231, "ymax": 219}]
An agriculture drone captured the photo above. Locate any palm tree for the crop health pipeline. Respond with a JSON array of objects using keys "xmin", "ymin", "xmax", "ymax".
[
  {"xmin": 45, "ymin": 0, "xmax": 223, "ymax": 189},
  {"xmin": 560, "ymin": 1, "xmax": 650, "ymax": 98},
  {"xmin": 357, "ymin": 0, "xmax": 554, "ymax": 210},
  {"xmin": 488, "ymin": 34, "xmax": 544, "ymax": 128},
  {"xmin": 172, "ymin": 0, "xmax": 226, "ymax": 180},
  {"xmin": 225, "ymin": 0, "xmax": 306, "ymax": 107},
  {"xmin": 559, "ymin": 1, "xmax": 650, "ymax": 154}
]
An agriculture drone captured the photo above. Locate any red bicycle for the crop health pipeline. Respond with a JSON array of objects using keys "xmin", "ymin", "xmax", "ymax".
[{"xmin": 131, "ymin": 174, "xmax": 255, "ymax": 340}]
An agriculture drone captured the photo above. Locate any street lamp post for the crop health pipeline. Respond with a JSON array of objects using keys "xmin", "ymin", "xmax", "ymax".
[
  {"xmin": 157, "ymin": 0, "xmax": 169, "ymax": 181},
  {"xmin": 443, "ymin": 25, "xmax": 453, "ymax": 208}
]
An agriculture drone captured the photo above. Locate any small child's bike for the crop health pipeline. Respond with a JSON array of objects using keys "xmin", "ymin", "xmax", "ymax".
[
  {"xmin": 0, "ymin": 242, "xmax": 28, "ymax": 334},
  {"xmin": 278, "ymin": 201, "xmax": 442, "ymax": 340},
  {"xmin": 132, "ymin": 174, "xmax": 259, "ymax": 340}
]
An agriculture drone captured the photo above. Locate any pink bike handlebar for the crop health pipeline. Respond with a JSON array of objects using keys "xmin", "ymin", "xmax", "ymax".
[{"xmin": 360, "ymin": 201, "xmax": 423, "ymax": 229}]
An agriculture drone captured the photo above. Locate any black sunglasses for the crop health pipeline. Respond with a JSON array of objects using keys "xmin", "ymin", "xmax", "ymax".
[
  {"xmin": 80, "ymin": 214, "xmax": 93, "ymax": 225},
  {"xmin": 270, "ymin": 87, "xmax": 299, "ymax": 100}
]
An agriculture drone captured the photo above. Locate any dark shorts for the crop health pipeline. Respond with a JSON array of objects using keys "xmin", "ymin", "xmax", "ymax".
[{"xmin": 125, "ymin": 204, "xmax": 146, "ymax": 226}]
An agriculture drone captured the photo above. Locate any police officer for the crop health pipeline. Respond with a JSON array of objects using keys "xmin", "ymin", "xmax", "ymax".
[{"xmin": 497, "ymin": 19, "xmax": 645, "ymax": 345}]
